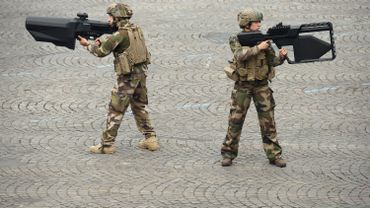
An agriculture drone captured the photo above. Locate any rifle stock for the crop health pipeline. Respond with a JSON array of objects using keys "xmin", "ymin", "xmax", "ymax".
[
  {"xmin": 237, "ymin": 22, "xmax": 336, "ymax": 64},
  {"xmin": 25, "ymin": 13, "xmax": 115, "ymax": 50}
]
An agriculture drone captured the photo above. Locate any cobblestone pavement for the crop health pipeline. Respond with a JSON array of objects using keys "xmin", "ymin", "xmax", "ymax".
[{"xmin": 1, "ymin": 0, "xmax": 370, "ymax": 207}]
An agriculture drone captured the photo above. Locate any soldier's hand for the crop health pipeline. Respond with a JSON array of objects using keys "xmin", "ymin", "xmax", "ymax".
[
  {"xmin": 257, "ymin": 40, "xmax": 271, "ymax": 50},
  {"xmin": 95, "ymin": 38, "xmax": 101, "ymax": 46},
  {"xmin": 78, "ymin": 35, "xmax": 89, "ymax": 47},
  {"xmin": 279, "ymin": 48, "xmax": 288, "ymax": 58}
]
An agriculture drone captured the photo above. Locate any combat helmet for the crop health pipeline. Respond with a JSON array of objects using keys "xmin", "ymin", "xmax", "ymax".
[
  {"xmin": 237, "ymin": 8, "xmax": 263, "ymax": 28},
  {"xmin": 106, "ymin": 3, "xmax": 133, "ymax": 18}
]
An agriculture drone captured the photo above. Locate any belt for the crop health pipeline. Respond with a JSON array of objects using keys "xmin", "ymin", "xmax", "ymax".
[{"xmin": 236, "ymin": 79, "xmax": 268, "ymax": 86}]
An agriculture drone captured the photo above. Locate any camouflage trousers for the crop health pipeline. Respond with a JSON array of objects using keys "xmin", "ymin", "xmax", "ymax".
[
  {"xmin": 221, "ymin": 80, "xmax": 282, "ymax": 161},
  {"xmin": 101, "ymin": 65, "xmax": 156, "ymax": 145}
]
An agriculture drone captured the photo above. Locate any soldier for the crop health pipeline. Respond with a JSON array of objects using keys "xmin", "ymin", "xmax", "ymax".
[
  {"xmin": 78, "ymin": 3, "xmax": 159, "ymax": 154},
  {"xmin": 221, "ymin": 8, "xmax": 288, "ymax": 167}
]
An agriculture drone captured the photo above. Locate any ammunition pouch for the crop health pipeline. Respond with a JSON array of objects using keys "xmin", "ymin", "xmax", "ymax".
[
  {"xmin": 224, "ymin": 63, "xmax": 239, "ymax": 81},
  {"xmin": 114, "ymin": 52, "xmax": 131, "ymax": 76},
  {"xmin": 237, "ymin": 67, "xmax": 248, "ymax": 77},
  {"xmin": 237, "ymin": 51, "xmax": 272, "ymax": 81},
  {"xmin": 255, "ymin": 65, "xmax": 269, "ymax": 80}
]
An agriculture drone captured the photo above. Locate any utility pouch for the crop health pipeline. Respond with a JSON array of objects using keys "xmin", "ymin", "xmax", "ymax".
[
  {"xmin": 224, "ymin": 66, "xmax": 239, "ymax": 81},
  {"xmin": 237, "ymin": 67, "xmax": 248, "ymax": 77},
  {"xmin": 114, "ymin": 52, "xmax": 132, "ymax": 76}
]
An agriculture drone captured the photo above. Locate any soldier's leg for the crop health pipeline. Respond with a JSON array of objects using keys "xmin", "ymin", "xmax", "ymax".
[
  {"xmin": 253, "ymin": 85, "xmax": 282, "ymax": 161},
  {"xmin": 221, "ymin": 88, "xmax": 252, "ymax": 160},
  {"xmin": 130, "ymin": 76, "xmax": 156, "ymax": 137},
  {"xmin": 101, "ymin": 78, "xmax": 135, "ymax": 145},
  {"xmin": 90, "ymin": 80, "xmax": 132, "ymax": 154},
  {"xmin": 131, "ymin": 76, "xmax": 159, "ymax": 151}
]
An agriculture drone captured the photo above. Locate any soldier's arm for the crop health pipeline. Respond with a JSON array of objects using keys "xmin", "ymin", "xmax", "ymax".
[
  {"xmin": 266, "ymin": 47, "xmax": 286, "ymax": 67},
  {"xmin": 266, "ymin": 48, "xmax": 284, "ymax": 67},
  {"xmin": 87, "ymin": 32, "xmax": 124, "ymax": 57},
  {"xmin": 230, "ymin": 35, "xmax": 260, "ymax": 62}
]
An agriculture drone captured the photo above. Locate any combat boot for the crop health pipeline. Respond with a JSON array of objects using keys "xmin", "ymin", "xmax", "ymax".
[
  {"xmin": 138, "ymin": 136, "xmax": 159, "ymax": 151},
  {"xmin": 89, "ymin": 143, "xmax": 116, "ymax": 154},
  {"xmin": 221, "ymin": 158, "xmax": 233, "ymax": 167},
  {"xmin": 269, "ymin": 155, "xmax": 286, "ymax": 168}
]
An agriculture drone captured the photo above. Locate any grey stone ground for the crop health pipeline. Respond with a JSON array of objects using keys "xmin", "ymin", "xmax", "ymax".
[{"xmin": 1, "ymin": 0, "xmax": 370, "ymax": 207}]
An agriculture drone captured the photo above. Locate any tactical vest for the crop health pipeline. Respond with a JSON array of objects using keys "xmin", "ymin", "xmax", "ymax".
[
  {"xmin": 235, "ymin": 49, "xmax": 275, "ymax": 81},
  {"xmin": 114, "ymin": 24, "xmax": 151, "ymax": 75}
]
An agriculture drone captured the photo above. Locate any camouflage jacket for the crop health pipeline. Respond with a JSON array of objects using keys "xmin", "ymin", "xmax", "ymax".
[
  {"xmin": 87, "ymin": 21, "xmax": 149, "ymax": 76},
  {"xmin": 229, "ymin": 32, "xmax": 284, "ymax": 81}
]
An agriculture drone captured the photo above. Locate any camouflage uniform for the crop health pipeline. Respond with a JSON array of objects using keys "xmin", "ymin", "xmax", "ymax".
[
  {"xmin": 86, "ymin": 4, "xmax": 157, "ymax": 151},
  {"xmin": 221, "ymin": 9, "xmax": 285, "ymax": 163}
]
